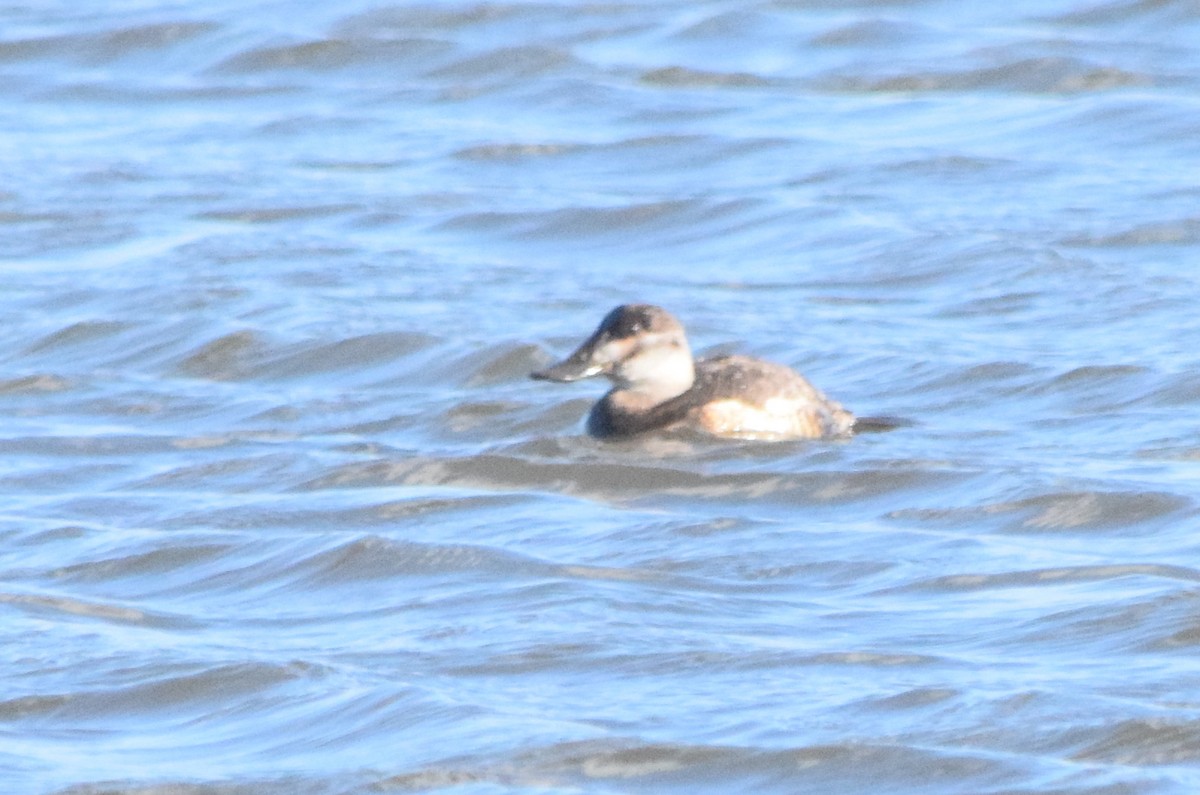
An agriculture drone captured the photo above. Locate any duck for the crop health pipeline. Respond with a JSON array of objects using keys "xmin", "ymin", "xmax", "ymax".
[{"xmin": 531, "ymin": 304, "xmax": 870, "ymax": 440}]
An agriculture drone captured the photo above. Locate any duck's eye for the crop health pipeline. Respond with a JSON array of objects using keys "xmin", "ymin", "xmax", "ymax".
[{"xmin": 627, "ymin": 322, "xmax": 642, "ymax": 334}]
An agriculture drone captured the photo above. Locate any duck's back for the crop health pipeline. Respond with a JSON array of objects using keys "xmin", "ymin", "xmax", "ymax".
[{"xmin": 688, "ymin": 355, "xmax": 854, "ymax": 439}]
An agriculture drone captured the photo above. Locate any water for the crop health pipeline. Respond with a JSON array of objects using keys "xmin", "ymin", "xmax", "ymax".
[{"xmin": 4, "ymin": 1, "xmax": 1200, "ymax": 793}]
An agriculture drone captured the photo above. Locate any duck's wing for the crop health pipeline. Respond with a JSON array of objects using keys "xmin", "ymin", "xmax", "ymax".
[{"xmin": 692, "ymin": 355, "xmax": 855, "ymax": 439}]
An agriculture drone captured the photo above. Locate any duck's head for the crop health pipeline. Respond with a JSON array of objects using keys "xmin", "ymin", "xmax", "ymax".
[{"xmin": 531, "ymin": 304, "xmax": 695, "ymax": 397}]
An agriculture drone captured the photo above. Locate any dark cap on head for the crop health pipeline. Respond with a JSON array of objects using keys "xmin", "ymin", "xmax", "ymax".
[
  {"xmin": 594, "ymin": 304, "xmax": 680, "ymax": 339},
  {"xmin": 531, "ymin": 304, "xmax": 683, "ymax": 382}
]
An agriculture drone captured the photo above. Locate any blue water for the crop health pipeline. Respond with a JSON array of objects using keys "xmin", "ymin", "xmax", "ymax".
[{"xmin": 4, "ymin": 1, "xmax": 1200, "ymax": 793}]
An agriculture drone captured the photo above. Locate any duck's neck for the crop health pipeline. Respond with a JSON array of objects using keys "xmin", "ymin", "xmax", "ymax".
[{"xmin": 613, "ymin": 347, "xmax": 696, "ymax": 404}]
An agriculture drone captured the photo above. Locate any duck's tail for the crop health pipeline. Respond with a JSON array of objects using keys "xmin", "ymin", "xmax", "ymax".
[{"xmin": 851, "ymin": 415, "xmax": 914, "ymax": 434}]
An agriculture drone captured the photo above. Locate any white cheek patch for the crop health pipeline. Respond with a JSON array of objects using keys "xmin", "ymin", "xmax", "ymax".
[{"xmin": 595, "ymin": 338, "xmax": 637, "ymax": 366}]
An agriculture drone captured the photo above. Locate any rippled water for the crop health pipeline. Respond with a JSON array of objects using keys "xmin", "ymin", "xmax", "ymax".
[{"xmin": 5, "ymin": 1, "xmax": 1200, "ymax": 793}]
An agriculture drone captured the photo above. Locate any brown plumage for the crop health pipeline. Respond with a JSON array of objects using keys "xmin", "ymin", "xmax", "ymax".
[{"xmin": 532, "ymin": 304, "xmax": 860, "ymax": 440}]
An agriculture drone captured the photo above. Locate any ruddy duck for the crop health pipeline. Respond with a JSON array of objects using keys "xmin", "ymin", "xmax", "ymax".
[{"xmin": 531, "ymin": 304, "xmax": 860, "ymax": 440}]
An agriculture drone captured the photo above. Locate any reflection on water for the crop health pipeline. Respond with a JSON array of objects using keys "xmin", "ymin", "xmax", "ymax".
[{"xmin": 4, "ymin": 1, "xmax": 1200, "ymax": 793}]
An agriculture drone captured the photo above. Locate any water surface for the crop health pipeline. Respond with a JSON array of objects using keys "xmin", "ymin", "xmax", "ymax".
[{"xmin": 4, "ymin": 1, "xmax": 1200, "ymax": 793}]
